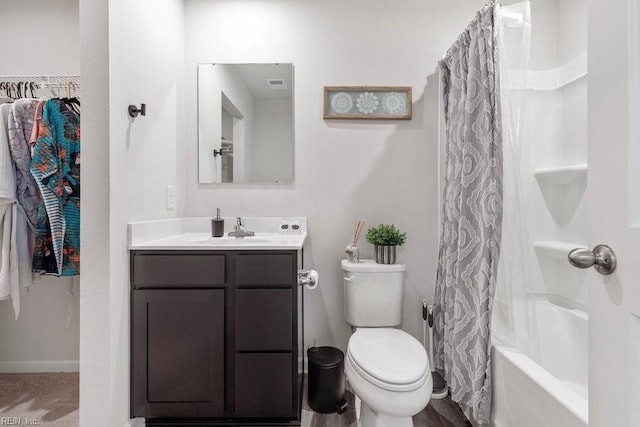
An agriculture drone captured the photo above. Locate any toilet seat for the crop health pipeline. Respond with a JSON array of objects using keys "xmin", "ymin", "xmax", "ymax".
[{"xmin": 347, "ymin": 328, "xmax": 429, "ymax": 392}]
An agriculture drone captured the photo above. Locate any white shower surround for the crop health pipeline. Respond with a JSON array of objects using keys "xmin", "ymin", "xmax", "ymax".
[
  {"xmin": 491, "ymin": 299, "xmax": 588, "ymax": 427},
  {"xmin": 489, "ymin": 1, "xmax": 589, "ymax": 426}
]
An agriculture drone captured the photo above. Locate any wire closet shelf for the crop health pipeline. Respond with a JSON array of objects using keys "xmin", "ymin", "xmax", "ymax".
[{"xmin": 0, "ymin": 75, "xmax": 80, "ymax": 99}]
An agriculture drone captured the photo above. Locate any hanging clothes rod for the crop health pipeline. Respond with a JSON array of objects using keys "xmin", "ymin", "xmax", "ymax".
[{"xmin": 0, "ymin": 74, "xmax": 80, "ymax": 81}]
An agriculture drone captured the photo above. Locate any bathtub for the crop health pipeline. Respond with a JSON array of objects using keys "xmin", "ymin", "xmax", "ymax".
[{"xmin": 490, "ymin": 298, "xmax": 588, "ymax": 427}]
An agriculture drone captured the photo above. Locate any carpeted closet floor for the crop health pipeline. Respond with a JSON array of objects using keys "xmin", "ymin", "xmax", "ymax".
[
  {"xmin": 0, "ymin": 373, "xmax": 470, "ymax": 426},
  {"xmin": 0, "ymin": 373, "xmax": 79, "ymax": 426}
]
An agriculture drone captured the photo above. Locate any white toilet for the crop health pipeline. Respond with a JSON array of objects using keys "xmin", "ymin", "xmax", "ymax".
[{"xmin": 342, "ymin": 259, "xmax": 432, "ymax": 427}]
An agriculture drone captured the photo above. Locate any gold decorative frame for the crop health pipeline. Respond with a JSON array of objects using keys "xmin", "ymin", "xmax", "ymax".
[{"xmin": 323, "ymin": 86, "xmax": 412, "ymax": 120}]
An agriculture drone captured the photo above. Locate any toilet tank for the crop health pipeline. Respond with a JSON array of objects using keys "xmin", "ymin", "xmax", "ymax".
[{"xmin": 341, "ymin": 259, "xmax": 406, "ymax": 327}]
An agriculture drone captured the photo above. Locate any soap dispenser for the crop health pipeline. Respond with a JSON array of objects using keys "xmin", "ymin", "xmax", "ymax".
[{"xmin": 212, "ymin": 208, "xmax": 224, "ymax": 237}]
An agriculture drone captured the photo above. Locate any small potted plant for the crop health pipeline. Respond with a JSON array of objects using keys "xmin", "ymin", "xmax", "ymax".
[{"xmin": 365, "ymin": 223, "xmax": 406, "ymax": 264}]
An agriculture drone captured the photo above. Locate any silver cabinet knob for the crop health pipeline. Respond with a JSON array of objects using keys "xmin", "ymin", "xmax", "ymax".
[{"xmin": 568, "ymin": 244, "xmax": 617, "ymax": 275}]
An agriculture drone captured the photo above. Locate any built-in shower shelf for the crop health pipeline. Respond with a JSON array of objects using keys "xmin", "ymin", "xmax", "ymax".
[
  {"xmin": 511, "ymin": 54, "xmax": 588, "ymax": 91},
  {"xmin": 531, "ymin": 54, "xmax": 587, "ymax": 90},
  {"xmin": 534, "ymin": 241, "xmax": 587, "ymax": 259},
  {"xmin": 534, "ymin": 163, "xmax": 587, "ymax": 184}
]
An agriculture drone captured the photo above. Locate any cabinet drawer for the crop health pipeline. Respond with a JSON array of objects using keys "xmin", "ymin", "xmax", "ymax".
[
  {"xmin": 236, "ymin": 289, "xmax": 292, "ymax": 351},
  {"xmin": 236, "ymin": 253, "xmax": 294, "ymax": 287},
  {"xmin": 236, "ymin": 353, "xmax": 293, "ymax": 417},
  {"xmin": 132, "ymin": 254, "xmax": 225, "ymax": 288}
]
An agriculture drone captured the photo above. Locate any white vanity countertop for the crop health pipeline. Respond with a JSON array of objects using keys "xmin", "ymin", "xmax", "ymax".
[{"xmin": 128, "ymin": 217, "xmax": 307, "ymax": 250}]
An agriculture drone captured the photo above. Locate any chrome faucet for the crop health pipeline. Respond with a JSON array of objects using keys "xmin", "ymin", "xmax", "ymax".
[{"xmin": 228, "ymin": 217, "xmax": 255, "ymax": 237}]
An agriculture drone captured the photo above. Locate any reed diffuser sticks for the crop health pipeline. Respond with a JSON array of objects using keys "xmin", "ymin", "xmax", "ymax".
[
  {"xmin": 346, "ymin": 219, "xmax": 365, "ymax": 263},
  {"xmin": 352, "ymin": 219, "xmax": 365, "ymax": 245}
]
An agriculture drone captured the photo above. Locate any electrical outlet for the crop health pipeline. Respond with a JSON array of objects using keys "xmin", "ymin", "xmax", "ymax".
[{"xmin": 166, "ymin": 185, "xmax": 176, "ymax": 210}]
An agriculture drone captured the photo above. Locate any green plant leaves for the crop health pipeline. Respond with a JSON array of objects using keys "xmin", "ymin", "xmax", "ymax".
[{"xmin": 365, "ymin": 224, "xmax": 406, "ymax": 246}]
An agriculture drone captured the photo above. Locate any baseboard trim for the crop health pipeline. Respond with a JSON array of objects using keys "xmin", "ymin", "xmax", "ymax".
[
  {"xmin": 0, "ymin": 360, "xmax": 79, "ymax": 373},
  {"xmin": 126, "ymin": 418, "xmax": 146, "ymax": 427}
]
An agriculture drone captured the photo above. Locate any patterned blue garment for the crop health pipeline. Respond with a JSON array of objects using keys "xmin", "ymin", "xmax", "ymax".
[{"xmin": 30, "ymin": 99, "xmax": 80, "ymax": 276}]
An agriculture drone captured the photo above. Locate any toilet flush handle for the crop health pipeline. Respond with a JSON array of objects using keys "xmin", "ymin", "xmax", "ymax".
[{"xmin": 344, "ymin": 274, "xmax": 355, "ymax": 281}]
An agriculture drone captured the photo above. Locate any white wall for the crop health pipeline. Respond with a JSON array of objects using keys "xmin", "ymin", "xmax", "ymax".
[
  {"xmin": 80, "ymin": 0, "xmax": 185, "ymax": 425},
  {"xmin": 526, "ymin": 0, "xmax": 559, "ymax": 70},
  {"xmin": 251, "ymin": 98, "xmax": 294, "ymax": 183},
  {"xmin": 110, "ymin": 0, "xmax": 185, "ymax": 223},
  {"xmin": 79, "ymin": 0, "xmax": 110, "ymax": 423},
  {"xmin": 507, "ymin": 0, "xmax": 586, "ymax": 72},
  {"xmin": 0, "ymin": 0, "xmax": 80, "ymax": 76},
  {"xmin": 110, "ymin": 0, "xmax": 185, "ymax": 423},
  {"xmin": 0, "ymin": 0, "xmax": 80, "ymax": 372},
  {"xmin": 557, "ymin": 0, "xmax": 587, "ymax": 67},
  {"xmin": 183, "ymin": 0, "xmax": 485, "ymax": 350}
]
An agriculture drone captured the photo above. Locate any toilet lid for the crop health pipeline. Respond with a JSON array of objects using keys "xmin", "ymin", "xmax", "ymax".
[{"xmin": 347, "ymin": 328, "xmax": 429, "ymax": 391}]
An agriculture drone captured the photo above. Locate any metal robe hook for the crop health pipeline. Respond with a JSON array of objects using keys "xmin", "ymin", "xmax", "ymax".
[{"xmin": 128, "ymin": 103, "xmax": 146, "ymax": 118}]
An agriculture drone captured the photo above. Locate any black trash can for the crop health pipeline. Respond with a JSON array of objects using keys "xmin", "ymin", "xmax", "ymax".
[{"xmin": 307, "ymin": 346, "xmax": 348, "ymax": 414}]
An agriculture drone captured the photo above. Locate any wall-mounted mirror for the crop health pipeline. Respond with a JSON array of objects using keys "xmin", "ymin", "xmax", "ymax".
[{"xmin": 198, "ymin": 63, "xmax": 294, "ymax": 184}]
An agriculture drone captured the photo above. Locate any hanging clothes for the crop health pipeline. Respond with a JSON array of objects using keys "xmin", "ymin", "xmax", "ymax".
[
  {"xmin": 0, "ymin": 103, "xmax": 20, "ymax": 317},
  {"xmin": 9, "ymin": 98, "xmax": 39, "ymax": 226},
  {"xmin": 8, "ymin": 98, "xmax": 39, "ymax": 288},
  {"xmin": 29, "ymin": 100, "xmax": 45, "ymax": 155},
  {"xmin": 31, "ymin": 98, "xmax": 80, "ymax": 276}
]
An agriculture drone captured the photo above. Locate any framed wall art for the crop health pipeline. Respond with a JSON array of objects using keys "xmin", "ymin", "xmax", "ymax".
[{"xmin": 323, "ymin": 86, "xmax": 412, "ymax": 120}]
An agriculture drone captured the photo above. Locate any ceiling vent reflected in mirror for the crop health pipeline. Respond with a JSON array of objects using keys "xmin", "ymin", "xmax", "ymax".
[{"xmin": 267, "ymin": 79, "xmax": 287, "ymax": 90}]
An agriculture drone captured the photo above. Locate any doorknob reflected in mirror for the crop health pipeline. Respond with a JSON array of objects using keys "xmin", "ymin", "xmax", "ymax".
[{"xmin": 568, "ymin": 244, "xmax": 617, "ymax": 275}]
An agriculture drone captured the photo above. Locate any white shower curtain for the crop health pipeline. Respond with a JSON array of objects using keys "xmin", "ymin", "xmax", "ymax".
[{"xmin": 491, "ymin": 1, "xmax": 534, "ymax": 357}]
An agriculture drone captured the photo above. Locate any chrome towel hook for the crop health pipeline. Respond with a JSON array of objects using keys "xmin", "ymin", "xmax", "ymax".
[{"xmin": 128, "ymin": 103, "xmax": 146, "ymax": 118}]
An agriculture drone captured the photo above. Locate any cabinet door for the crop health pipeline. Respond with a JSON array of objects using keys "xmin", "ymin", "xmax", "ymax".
[{"xmin": 132, "ymin": 289, "xmax": 225, "ymax": 418}]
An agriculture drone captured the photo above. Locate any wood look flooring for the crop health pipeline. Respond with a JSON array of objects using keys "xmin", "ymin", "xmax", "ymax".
[
  {"xmin": 302, "ymin": 378, "xmax": 472, "ymax": 427},
  {"xmin": 0, "ymin": 373, "xmax": 471, "ymax": 426}
]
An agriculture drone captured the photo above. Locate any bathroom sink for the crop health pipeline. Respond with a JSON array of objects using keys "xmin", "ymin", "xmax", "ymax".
[
  {"xmin": 142, "ymin": 232, "xmax": 285, "ymax": 249},
  {"xmin": 191, "ymin": 236, "xmax": 272, "ymax": 245},
  {"xmin": 128, "ymin": 217, "xmax": 307, "ymax": 250}
]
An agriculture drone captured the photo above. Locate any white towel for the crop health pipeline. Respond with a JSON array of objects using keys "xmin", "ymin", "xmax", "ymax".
[
  {"xmin": 0, "ymin": 104, "xmax": 15, "ymax": 200},
  {"xmin": 0, "ymin": 204, "xmax": 19, "ymax": 318},
  {"xmin": 0, "ymin": 103, "xmax": 20, "ymax": 318},
  {"xmin": 15, "ymin": 212, "xmax": 34, "ymax": 289}
]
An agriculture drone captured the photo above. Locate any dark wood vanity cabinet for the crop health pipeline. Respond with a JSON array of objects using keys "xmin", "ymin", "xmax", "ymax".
[{"xmin": 130, "ymin": 250, "xmax": 302, "ymax": 425}]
